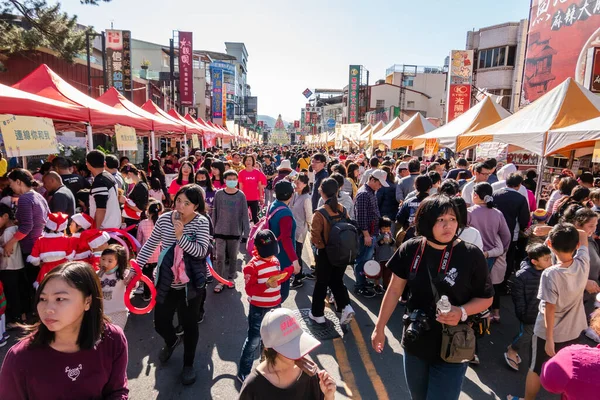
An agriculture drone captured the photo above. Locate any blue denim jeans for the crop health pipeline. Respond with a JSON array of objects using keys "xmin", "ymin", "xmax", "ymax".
[
  {"xmin": 239, "ymin": 304, "xmax": 278, "ymax": 376},
  {"xmin": 403, "ymin": 352, "xmax": 468, "ymax": 400},
  {"xmin": 354, "ymin": 235, "xmax": 375, "ymax": 289}
]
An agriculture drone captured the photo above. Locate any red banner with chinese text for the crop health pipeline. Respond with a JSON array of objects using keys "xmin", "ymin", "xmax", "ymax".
[
  {"xmin": 178, "ymin": 32, "xmax": 193, "ymax": 106},
  {"xmin": 447, "ymin": 84, "xmax": 471, "ymax": 122}
]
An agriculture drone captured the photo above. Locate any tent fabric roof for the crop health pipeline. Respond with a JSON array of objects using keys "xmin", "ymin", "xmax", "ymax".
[
  {"xmin": 12, "ymin": 64, "xmax": 152, "ymax": 129},
  {"xmin": 463, "ymin": 78, "xmax": 600, "ymax": 155},
  {"xmin": 0, "ymin": 83, "xmax": 88, "ymax": 123},
  {"xmin": 376, "ymin": 113, "xmax": 436, "ymax": 149},
  {"xmin": 167, "ymin": 109, "xmax": 203, "ymax": 135},
  {"xmin": 545, "ymin": 116, "xmax": 600, "ymax": 155},
  {"xmin": 141, "ymin": 101, "xmax": 188, "ymax": 134},
  {"xmin": 99, "ymin": 88, "xmax": 184, "ymax": 133},
  {"xmin": 359, "ymin": 121, "xmax": 385, "ymax": 141},
  {"xmin": 196, "ymin": 117, "xmax": 221, "ymax": 135},
  {"xmin": 183, "ymin": 114, "xmax": 209, "ymax": 136},
  {"xmin": 373, "ymin": 117, "xmax": 402, "ymax": 140},
  {"xmin": 415, "ymin": 96, "xmax": 511, "ymax": 151}
]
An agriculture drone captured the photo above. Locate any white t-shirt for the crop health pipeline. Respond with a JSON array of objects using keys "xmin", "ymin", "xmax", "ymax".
[
  {"xmin": 99, "ymin": 271, "xmax": 127, "ymax": 315},
  {"xmin": 459, "ymin": 226, "xmax": 483, "ymax": 251},
  {"xmin": 460, "ymin": 180, "xmax": 476, "ymax": 206},
  {"xmin": 148, "ymin": 189, "xmax": 164, "ymax": 204},
  {"xmin": 0, "ymin": 226, "xmax": 24, "ymax": 270}
]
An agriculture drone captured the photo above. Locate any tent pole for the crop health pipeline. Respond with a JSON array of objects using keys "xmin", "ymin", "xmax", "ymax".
[
  {"xmin": 21, "ymin": 156, "xmax": 27, "ymax": 170},
  {"xmin": 86, "ymin": 124, "xmax": 94, "ymax": 152},
  {"xmin": 150, "ymin": 130, "xmax": 156, "ymax": 160},
  {"xmin": 534, "ymin": 133, "xmax": 548, "ymax": 205}
]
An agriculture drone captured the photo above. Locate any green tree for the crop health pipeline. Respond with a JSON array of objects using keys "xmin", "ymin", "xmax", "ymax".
[{"xmin": 0, "ymin": 0, "xmax": 111, "ymax": 65}]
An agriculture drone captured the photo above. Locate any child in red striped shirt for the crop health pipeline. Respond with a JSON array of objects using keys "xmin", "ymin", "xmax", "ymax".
[{"xmin": 238, "ymin": 229, "xmax": 300, "ymax": 383}]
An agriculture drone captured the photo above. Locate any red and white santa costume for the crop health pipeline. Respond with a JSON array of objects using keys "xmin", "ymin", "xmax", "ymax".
[
  {"xmin": 69, "ymin": 213, "xmax": 96, "ymax": 261},
  {"xmin": 85, "ymin": 231, "xmax": 111, "ymax": 271},
  {"xmin": 27, "ymin": 213, "xmax": 75, "ymax": 288}
]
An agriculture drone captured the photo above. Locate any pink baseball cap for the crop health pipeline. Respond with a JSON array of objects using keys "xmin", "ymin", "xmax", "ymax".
[{"xmin": 260, "ymin": 308, "xmax": 321, "ymax": 360}]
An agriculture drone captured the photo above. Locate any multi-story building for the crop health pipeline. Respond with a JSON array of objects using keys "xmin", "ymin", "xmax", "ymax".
[
  {"xmin": 365, "ymin": 64, "xmax": 447, "ymax": 124},
  {"xmin": 466, "ymin": 20, "xmax": 528, "ymax": 112},
  {"xmin": 130, "ymin": 38, "xmax": 237, "ymax": 120},
  {"xmin": 225, "ymin": 42, "xmax": 250, "ymax": 124}
]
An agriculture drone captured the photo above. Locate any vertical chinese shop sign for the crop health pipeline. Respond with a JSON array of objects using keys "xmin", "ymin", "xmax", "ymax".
[
  {"xmin": 106, "ymin": 30, "xmax": 133, "ymax": 100},
  {"xmin": 179, "ymin": 31, "xmax": 193, "ymax": 106},
  {"xmin": 347, "ymin": 65, "xmax": 361, "ymax": 123}
]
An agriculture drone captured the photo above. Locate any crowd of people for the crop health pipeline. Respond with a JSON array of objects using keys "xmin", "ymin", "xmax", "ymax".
[{"xmin": 0, "ymin": 145, "xmax": 598, "ymax": 399}]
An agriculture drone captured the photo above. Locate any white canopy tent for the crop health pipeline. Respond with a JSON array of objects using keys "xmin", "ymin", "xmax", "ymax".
[
  {"xmin": 375, "ymin": 113, "xmax": 436, "ymax": 149},
  {"xmin": 462, "ymin": 78, "xmax": 600, "ymax": 155},
  {"xmin": 413, "ymin": 96, "xmax": 511, "ymax": 151}
]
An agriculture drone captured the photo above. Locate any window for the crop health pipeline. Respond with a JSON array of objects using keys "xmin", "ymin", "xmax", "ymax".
[
  {"xmin": 507, "ymin": 46, "xmax": 516, "ymax": 67},
  {"xmin": 376, "ymin": 99, "xmax": 385, "ymax": 109},
  {"xmin": 407, "ymin": 101, "xmax": 415, "ymax": 108},
  {"xmin": 478, "ymin": 46, "xmax": 509, "ymax": 69},
  {"xmin": 402, "ymin": 76, "xmax": 414, "ymax": 87}
]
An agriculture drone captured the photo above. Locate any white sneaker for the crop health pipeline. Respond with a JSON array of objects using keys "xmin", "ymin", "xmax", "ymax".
[
  {"xmin": 340, "ymin": 305, "xmax": 355, "ymax": 325},
  {"xmin": 308, "ymin": 311, "xmax": 326, "ymax": 324},
  {"xmin": 134, "ymin": 285, "xmax": 144, "ymax": 295}
]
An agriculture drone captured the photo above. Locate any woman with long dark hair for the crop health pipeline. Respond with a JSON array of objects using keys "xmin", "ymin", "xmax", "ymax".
[
  {"xmin": 149, "ymin": 159, "xmax": 169, "ymax": 206},
  {"xmin": 136, "ymin": 184, "xmax": 210, "ymax": 385},
  {"xmin": 120, "ymin": 164, "xmax": 149, "ymax": 237},
  {"xmin": 211, "ymin": 160, "xmax": 226, "ymax": 190},
  {"xmin": 0, "ymin": 262, "xmax": 129, "ymax": 399},
  {"xmin": 168, "ymin": 161, "xmax": 194, "ymax": 201},
  {"xmin": 195, "ymin": 168, "xmax": 215, "ymax": 215},
  {"xmin": 372, "ymin": 195, "xmax": 493, "ymax": 400},
  {"xmin": 5, "ymin": 169, "xmax": 49, "ymax": 315},
  {"xmin": 309, "ymin": 178, "xmax": 355, "ymax": 326}
]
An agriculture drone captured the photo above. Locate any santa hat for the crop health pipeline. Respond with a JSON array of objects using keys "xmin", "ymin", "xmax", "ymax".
[
  {"xmin": 87, "ymin": 230, "xmax": 111, "ymax": 249},
  {"xmin": 46, "ymin": 212, "xmax": 69, "ymax": 232},
  {"xmin": 122, "ymin": 198, "xmax": 142, "ymax": 220},
  {"xmin": 71, "ymin": 213, "xmax": 95, "ymax": 230}
]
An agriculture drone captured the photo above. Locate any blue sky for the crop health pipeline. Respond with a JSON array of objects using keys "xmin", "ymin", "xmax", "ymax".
[{"xmin": 61, "ymin": 0, "xmax": 531, "ymax": 121}]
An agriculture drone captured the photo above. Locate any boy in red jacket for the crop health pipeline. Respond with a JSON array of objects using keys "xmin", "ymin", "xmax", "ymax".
[{"xmin": 237, "ymin": 229, "xmax": 300, "ymax": 383}]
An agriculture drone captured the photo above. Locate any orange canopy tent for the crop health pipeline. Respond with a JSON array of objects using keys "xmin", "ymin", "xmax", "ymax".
[{"xmin": 0, "ymin": 83, "xmax": 88, "ymax": 123}]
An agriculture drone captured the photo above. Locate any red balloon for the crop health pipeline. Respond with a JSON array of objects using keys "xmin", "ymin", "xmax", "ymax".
[{"xmin": 124, "ymin": 259, "xmax": 156, "ymax": 315}]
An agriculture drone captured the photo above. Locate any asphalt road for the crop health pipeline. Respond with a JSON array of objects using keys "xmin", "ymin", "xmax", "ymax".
[{"xmin": 0, "ymin": 245, "xmax": 561, "ymax": 400}]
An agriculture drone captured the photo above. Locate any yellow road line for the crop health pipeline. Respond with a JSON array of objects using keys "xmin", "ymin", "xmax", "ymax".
[
  {"xmin": 349, "ymin": 318, "xmax": 390, "ymax": 400},
  {"xmin": 333, "ymin": 337, "xmax": 361, "ymax": 399}
]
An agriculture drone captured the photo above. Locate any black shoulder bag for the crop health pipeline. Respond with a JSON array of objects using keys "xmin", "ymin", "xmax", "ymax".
[{"xmin": 413, "ymin": 238, "xmax": 476, "ymax": 364}]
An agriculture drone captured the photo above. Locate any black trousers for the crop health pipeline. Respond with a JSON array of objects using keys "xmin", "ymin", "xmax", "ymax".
[
  {"xmin": 21, "ymin": 253, "xmax": 38, "ymax": 315},
  {"xmin": 247, "ymin": 200, "xmax": 260, "ymax": 224},
  {"xmin": 154, "ymin": 288, "xmax": 203, "ymax": 366},
  {"xmin": 142, "ymin": 263, "xmax": 157, "ymax": 298},
  {"xmin": 311, "ymin": 250, "xmax": 351, "ymax": 316},
  {"xmin": 0, "ymin": 269, "xmax": 27, "ymax": 321}
]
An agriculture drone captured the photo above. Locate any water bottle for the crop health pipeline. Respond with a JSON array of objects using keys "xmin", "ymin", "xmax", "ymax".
[{"xmin": 437, "ymin": 295, "xmax": 452, "ymax": 315}]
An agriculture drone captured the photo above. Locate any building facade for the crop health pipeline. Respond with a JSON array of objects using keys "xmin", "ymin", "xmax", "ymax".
[
  {"xmin": 367, "ymin": 65, "xmax": 447, "ymax": 123},
  {"xmin": 224, "ymin": 42, "xmax": 249, "ymax": 124},
  {"xmin": 465, "ymin": 20, "xmax": 528, "ymax": 112}
]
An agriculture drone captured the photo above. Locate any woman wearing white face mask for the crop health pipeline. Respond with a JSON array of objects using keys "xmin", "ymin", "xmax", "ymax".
[{"xmin": 119, "ymin": 164, "xmax": 149, "ymax": 238}]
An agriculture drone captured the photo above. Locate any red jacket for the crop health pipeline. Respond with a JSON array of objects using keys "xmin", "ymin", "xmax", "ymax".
[
  {"xmin": 243, "ymin": 256, "xmax": 293, "ymax": 308},
  {"xmin": 27, "ymin": 233, "xmax": 75, "ymax": 287}
]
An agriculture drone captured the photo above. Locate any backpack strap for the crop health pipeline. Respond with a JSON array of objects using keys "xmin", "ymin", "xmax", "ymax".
[{"xmin": 265, "ymin": 206, "xmax": 287, "ymax": 229}]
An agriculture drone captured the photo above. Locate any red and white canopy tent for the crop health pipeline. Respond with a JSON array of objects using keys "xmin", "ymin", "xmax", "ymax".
[
  {"xmin": 167, "ymin": 109, "xmax": 203, "ymax": 156},
  {"xmin": 12, "ymin": 64, "xmax": 152, "ymax": 150},
  {"xmin": 99, "ymin": 87, "xmax": 188, "ymax": 157},
  {"xmin": 0, "ymin": 83, "xmax": 88, "ymax": 123}
]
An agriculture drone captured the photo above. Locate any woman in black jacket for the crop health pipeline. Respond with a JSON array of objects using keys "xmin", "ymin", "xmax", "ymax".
[{"xmin": 505, "ymin": 243, "xmax": 552, "ymax": 370}]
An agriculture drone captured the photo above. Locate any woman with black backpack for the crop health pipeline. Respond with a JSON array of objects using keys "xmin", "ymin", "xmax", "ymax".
[{"xmin": 309, "ymin": 178, "xmax": 355, "ymax": 327}]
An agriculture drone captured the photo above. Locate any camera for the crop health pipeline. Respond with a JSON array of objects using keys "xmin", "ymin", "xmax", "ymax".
[{"xmin": 403, "ymin": 310, "xmax": 431, "ymax": 343}]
